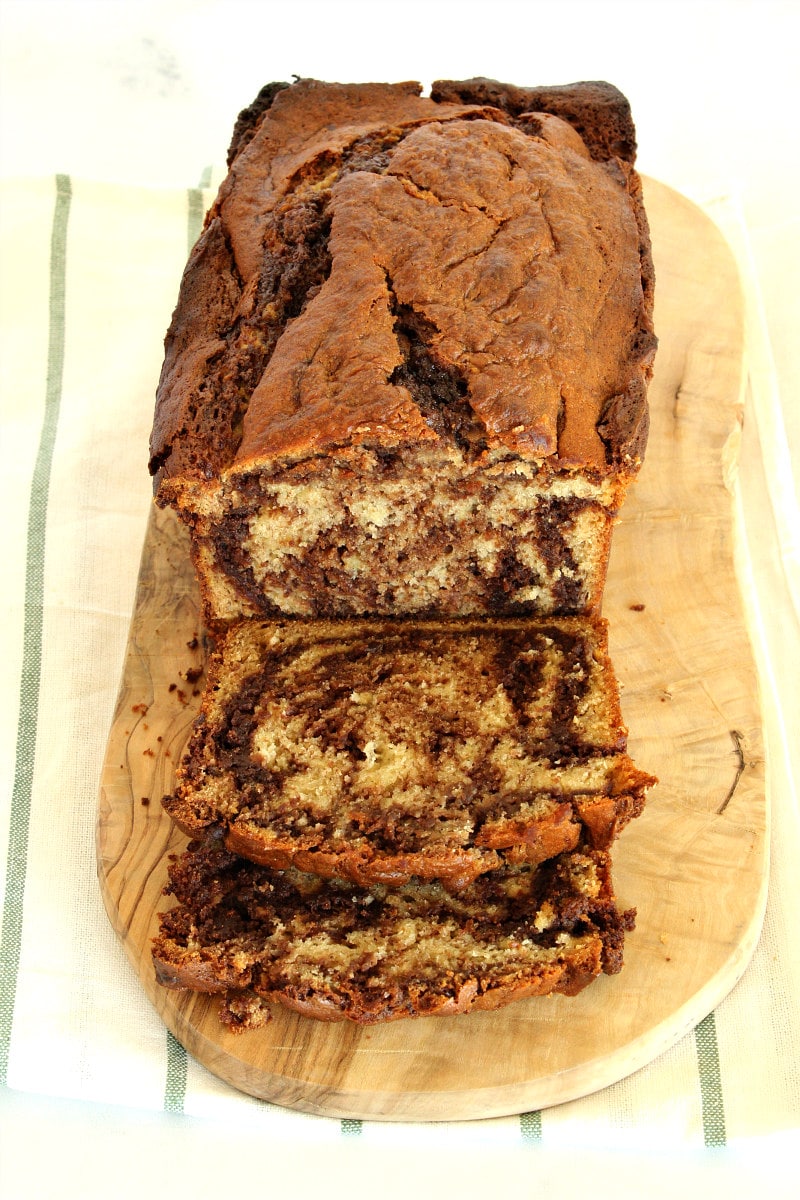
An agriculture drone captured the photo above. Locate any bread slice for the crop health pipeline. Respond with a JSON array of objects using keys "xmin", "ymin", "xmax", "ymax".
[
  {"xmin": 153, "ymin": 840, "xmax": 635, "ymax": 1025},
  {"xmin": 149, "ymin": 78, "xmax": 656, "ymax": 625},
  {"xmin": 162, "ymin": 616, "xmax": 655, "ymax": 890}
]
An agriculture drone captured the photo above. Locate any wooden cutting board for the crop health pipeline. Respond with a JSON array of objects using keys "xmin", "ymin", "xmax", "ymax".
[{"xmin": 97, "ymin": 178, "xmax": 767, "ymax": 1121}]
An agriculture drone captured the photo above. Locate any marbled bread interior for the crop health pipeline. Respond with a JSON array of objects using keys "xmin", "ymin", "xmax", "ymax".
[
  {"xmin": 163, "ymin": 616, "xmax": 655, "ymax": 890},
  {"xmin": 153, "ymin": 840, "xmax": 635, "ymax": 1025}
]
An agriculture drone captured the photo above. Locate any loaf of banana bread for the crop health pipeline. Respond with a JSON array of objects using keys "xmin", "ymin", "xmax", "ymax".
[
  {"xmin": 153, "ymin": 840, "xmax": 635, "ymax": 1025},
  {"xmin": 162, "ymin": 615, "xmax": 655, "ymax": 890},
  {"xmin": 149, "ymin": 77, "xmax": 656, "ymax": 624}
]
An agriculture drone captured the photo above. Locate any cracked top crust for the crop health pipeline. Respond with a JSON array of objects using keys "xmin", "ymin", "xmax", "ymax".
[{"xmin": 150, "ymin": 78, "xmax": 656, "ymax": 487}]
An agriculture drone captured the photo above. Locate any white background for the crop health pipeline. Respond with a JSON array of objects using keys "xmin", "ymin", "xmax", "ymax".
[{"xmin": 1, "ymin": 1, "xmax": 798, "ymax": 1196}]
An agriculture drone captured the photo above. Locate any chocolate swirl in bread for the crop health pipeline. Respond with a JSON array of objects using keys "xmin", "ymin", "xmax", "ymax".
[
  {"xmin": 153, "ymin": 841, "xmax": 636, "ymax": 1025},
  {"xmin": 162, "ymin": 616, "xmax": 654, "ymax": 891}
]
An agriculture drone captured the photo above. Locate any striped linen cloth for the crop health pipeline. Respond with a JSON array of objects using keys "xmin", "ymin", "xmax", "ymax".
[{"xmin": 1, "ymin": 174, "xmax": 798, "ymax": 1154}]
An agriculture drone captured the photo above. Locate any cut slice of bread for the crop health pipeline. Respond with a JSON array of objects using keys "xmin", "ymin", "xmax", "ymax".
[
  {"xmin": 153, "ymin": 840, "xmax": 635, "ymax": 1026},
  {"xmin": 163, "ymin": 616, "xmax": 654, "ymax": 890}
]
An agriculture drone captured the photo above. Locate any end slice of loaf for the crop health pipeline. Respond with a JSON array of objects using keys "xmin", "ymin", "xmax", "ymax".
[
  {"xmin": 162, "ymin": 616, "xmax": 655, "ymax": 890},
  {"xmin": 153, "ymin": 841, "xmax": 635, "ymax": 1025},
  {"xmin": 149, "ymin": 78, "xmax": 656, "ymax": 625}
]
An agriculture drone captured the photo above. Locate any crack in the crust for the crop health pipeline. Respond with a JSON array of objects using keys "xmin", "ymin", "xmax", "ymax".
[
  {"xmin": 388, "ymin": 169, "xmax": 493, "ymax": 218},
  {"xmin": 443, "ymin": 215, "xmax": 509, "ymax": 275},
  {"xmin": 717, "ymin": 729, "xmax": 746, "ymax": 815},
  {"xmin": 538, "ymin": 193, "xmax": 561, "ymax": 255},
  {"xmin": 590, "ymin": 263, "xmax": 622, "ymax": 339},
  {"xmin": 384, "ymin": 269, "xmax": 488, "ymax": 458},
  {"xmin": 556, "ymin": 386, "xmax": 567, "ymax": 447},
  {"xmin": 499, "ymin": 148, "xmax": 521, "ymax": 180}
]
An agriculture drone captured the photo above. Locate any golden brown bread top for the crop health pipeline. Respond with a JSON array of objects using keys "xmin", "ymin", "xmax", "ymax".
[{"xmin": 150, "ymin": 78, "xmax": 656, "ymax": 487}]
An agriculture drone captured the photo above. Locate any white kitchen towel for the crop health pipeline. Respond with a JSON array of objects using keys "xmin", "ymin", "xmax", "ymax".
[{"xmin": 1, "ymin": 174, "xmax": 798, "ymax": 1151}]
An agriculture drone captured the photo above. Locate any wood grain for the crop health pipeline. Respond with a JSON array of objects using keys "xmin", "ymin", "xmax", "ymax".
[{"xmin": 97, "ymin": 178, "xmax": 767, "ymax": 1121}]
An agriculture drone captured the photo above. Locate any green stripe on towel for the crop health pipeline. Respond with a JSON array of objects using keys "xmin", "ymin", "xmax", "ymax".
[
  {"xmin": 520, "ymin": 1110, "xmax": 542, "ymax": 1142},
  {"xmin": 187, "ymin": 187, "xmax": 205, "ymax": 255},
  {"xmin": 164, "ymin": 1030, "xmax": 188, "ymax": 1113},
  {"xmin": 187, "ymin": 166, "xmax": 213, "ymax": 253},
  {"xmin": 695, "ymin": 1011, "xmax": 727, "ymax": 1147},
  {"xmin": 0, "ymin": 174, "xmax": 72, "ymax": 1084}
]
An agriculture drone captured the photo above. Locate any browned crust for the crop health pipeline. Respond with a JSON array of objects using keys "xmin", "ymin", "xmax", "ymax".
[
  {"xmin": 430, "ymin": 78, "xmax": 638, "ymax": 163},
  {"xmin": 220, "ymin": 829, "xmax": 501, "ymax": 892},
  {"xmin": 153, "ymin": 953, "xmax": 246, "ymax": 995},
  {"xmin": 252, "ymin": 946, "xmax": 603, "ymax": 1022},
  {"xmin": 149, "ymin": 77, "xmax": 656, "ymax": 491},
  {"xmin": 152, "ymin": 942, "xmax": 603, "ymax": 1023},
  {"xmin": 226, "ymin": 80, "xmax": 291, "ymax": 166},
  {"xmin": 163, "ymin": 777, "xmax": 650, "ymax": 891}
]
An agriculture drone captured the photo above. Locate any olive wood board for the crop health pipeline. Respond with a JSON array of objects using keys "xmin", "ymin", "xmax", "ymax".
[{"xmin": 97, "ymin": 177, "xmax": 768, "ymax": 1121}]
